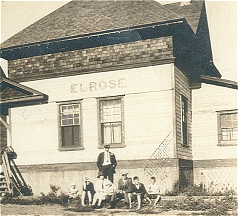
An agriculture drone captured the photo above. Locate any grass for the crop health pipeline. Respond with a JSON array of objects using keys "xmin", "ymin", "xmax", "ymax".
[{"xmin": 1, "ymin": 183, "xmax": 237, "ymax": 215}]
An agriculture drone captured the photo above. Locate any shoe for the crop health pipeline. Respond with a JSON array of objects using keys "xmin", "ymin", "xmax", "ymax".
[
  {"xmin": 82, "ymin": 204, "xmax": 86, "ymax": 207},
  {"xmin": 108, "ymin": 205, "xmax": 115, "ymax": 209}
]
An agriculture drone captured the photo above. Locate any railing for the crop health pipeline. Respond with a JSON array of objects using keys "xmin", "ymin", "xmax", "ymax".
[{"xmin": 1, "ymin": 147, "xmax": 32, "ymax": 196}]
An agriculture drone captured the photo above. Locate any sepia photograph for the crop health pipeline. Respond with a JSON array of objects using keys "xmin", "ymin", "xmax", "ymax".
[{"xmin": 0, "ymin": 0, "xmax": 237, "ymax": 215}]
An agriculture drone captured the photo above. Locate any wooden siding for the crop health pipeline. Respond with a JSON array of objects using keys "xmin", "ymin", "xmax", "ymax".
[
  {"xmin": 10, "ymin": 64, "xmax": 175, "ymax": 165},
  {"xmin": 174, "ymin": 66, "xmax": 192, "ymax": 160},
  {"xmin": 192, "ymin": 83, "xmax": 237, "ymax": 160}
]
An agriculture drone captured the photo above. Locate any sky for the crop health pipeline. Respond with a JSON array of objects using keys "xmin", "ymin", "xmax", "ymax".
[{"xmin": 0, "ymin": 0, "xmax": 237, "ymax": 81}]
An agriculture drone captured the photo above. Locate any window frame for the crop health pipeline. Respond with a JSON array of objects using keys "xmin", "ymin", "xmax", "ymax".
[
  {"xmin": 58, "ymin": 100, "xmax": 84, "ymax": 151},
  {"xmin": 97, "ymin": 96, "xmax": 125, "ymax": 149},
  {"xmin": 217, "ymin": 109, "xmax": 238, "ymax": 146},
  {"xmin": 181, "ymin": 95, "xmax": 189, "ymax": 147}
]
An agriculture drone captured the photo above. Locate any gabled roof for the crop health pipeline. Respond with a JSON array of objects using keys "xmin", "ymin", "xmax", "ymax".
[
  {"xmin": 163, "ymin": 1, "xmax": 204, "ymax": 33},
  {"xmin": 0, "ymin": 0, "xmax": 221, "ymax": 80},
  {"xmin": 1, "ymin": 1, "xmax": 182, "ymax": 49},
  {"xmin": 0, "ymin": 67, "xmax": 48, "ymax": 115}
]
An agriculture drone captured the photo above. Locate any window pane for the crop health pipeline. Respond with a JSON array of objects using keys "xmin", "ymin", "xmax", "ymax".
[
  {"xmin": 220, "ymin": 112, "xmax": 238, "ymax": 141},
  {"xmin": 61, "ymin": 126, "xmax": 80, "ymax": 147},
  {"xmin": 232, "ymin": 128, "xmax": 238, "ymax": 140},
  {"xmin": 62, "ymin": 119, "xmax": 74, "ymax": 126},
  {"xmin": 112, "ymin": 122, "xmax": 121, "ymax": 143},
  {"xmin": 102, "ymin": 123, "xmax": 111, "ymax": 144},
  {"xmin": 62, "ymin": 127, "xmax": 73, "ymax": 147},
  {"xmin": 221, "ymin": 113, "xmax": 238, "ymax": 128},
  {"xmin": 60, "ymin": 103, "xmax": 80, "ymax": 126},
  {"xmin": 101, "ymin": 99, "xmax": 121, "ymax": 123},
  {"xmin": 73, "ymin": 125, "xmax": 80, "ymax": 146},
  {"xmin": 74, "ymin": 118, "xmax": 79, "ymax": 125},
  {"xmin": 181, "ymin": 96, "xmax": 188, "ymax": 145}
]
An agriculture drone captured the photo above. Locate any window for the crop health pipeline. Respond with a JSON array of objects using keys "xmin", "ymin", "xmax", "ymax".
[
  {"xmin": 99, "ymin": 97, "xmax": 124, "ymax": 148},
  {"xmin": 181, "ymin": 95, "xmax": 188, "ymax": 146},
  {"xmin": 59, "ymin": 102, "xmax": 83, "ymax": 150},
  {"xmin": 218, "ymin": 110, "xmax": 238, "ymax": 146}
]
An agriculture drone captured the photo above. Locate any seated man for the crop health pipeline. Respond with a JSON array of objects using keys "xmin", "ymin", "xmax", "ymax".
[
  {"xmin": 81, "ymin": 176, "xmax": 95, "ymax": 207},
  {"xmin": 92, "ymin": 171, "xmax": 114, "ymax": 208},
  {"xmin": 145, "ymin": 176, "xmax": 161, "ymax": 208},
  {"xmin": 68, "ymin": 182, "xmax": 80, "ymax": 204},
  {"xmin": 109, "ymin": 170, "xmax": 132, "ymax": 209},
  {"xmin": 131, "ymin": 176, "xmax": 146, "ymax": 210}
]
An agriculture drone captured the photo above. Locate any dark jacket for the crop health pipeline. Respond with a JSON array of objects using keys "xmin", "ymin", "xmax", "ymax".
[
  {"xmin": 131, "ymin": 183, "xmax": 146, "ymax": 195},
  {"xmin": 118, "ymin": 177, "xmax": 132, "ymax": 193},
  {"xmin": 97, "ymin": 151, "xmax": 117, "ymax": 172}
]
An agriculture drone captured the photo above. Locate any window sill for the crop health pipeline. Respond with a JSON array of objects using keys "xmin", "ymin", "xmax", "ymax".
[
  {"xmin": 58, "ymin": 147, "xmax": 85, "ymax": 151},
  {"xmin": 98, "ymin": 144, "xmax": 126, "ymax": 149},
  {"xmin": 217, "ymin": 142, "xmax": 238, "ymax": 147},
  {"xmin": 181, "ymin": 145, "xmax": 189, "ymax": 148}
]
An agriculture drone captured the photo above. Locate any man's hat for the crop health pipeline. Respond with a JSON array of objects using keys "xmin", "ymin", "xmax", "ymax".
[
  {"xmin": 84, "ymin": 176, "xmax": 90, "ymax": 181},
  {"xmin": 70, "ymin": 182, "xmax": 76, "ymax": 186},
  {"xmin": 121, "ymin": 169, "xmax": 129, "ymax": 175},
  {"xmin": 97, "ymin": 171, "xmax": 104, "ymax": 178},
  {"xmin": 103, "ymin": 144, "xmax": 110, "ymax": 148}
]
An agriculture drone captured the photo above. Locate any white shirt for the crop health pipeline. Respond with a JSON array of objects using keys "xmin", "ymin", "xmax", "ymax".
[
  {"xmin": 95, "ymin": 178, "xmax": 113, "ymax": 193},
  {"xmin": 102, "ymin": 151, "xmax": 111, "ymax": 165},
  {"xmin": 147, "ymin": 183, "xmax": 160, "ymax": 194}
]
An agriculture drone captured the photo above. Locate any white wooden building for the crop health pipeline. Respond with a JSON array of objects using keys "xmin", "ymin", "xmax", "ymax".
[{"xmin": 0, "ymin": 1, "xmax": 237, "ymax": 194}]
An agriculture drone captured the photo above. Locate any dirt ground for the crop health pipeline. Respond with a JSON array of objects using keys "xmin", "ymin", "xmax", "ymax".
[{"xmin": 1, "ymin": 204, "xmax": 202, "ymax": 216}]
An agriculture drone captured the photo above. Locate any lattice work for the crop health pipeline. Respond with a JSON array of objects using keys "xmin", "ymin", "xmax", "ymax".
[
  {"xmin": 203, "ymin": 168, "xmax": 237, "ymax": 192},
  {"xmin": 143, "ymin": 132, "xmax": 172, "ymax": 180}
]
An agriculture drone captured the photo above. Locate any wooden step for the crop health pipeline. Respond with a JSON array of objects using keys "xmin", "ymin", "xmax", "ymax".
[
  {"xmin": 0, "ymin": 185, "xmax": 8, "ymax": 189},
  {"xmin": 0, "ymin": 181, "xmax": 7, "ymax": 184}
]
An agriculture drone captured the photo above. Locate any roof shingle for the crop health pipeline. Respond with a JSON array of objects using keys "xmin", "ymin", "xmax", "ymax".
[{"xmin": 1, "ymin": 1, "xmax": 182, "ymax": 49}]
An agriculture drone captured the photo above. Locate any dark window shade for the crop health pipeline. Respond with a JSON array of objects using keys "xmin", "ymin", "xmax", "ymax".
[
  {"xmin": 181, "ymin": 96, "xmax": 188, "ymax": 146},
  {"xmin": 61, "ymin": 125, "xmax": 80, "ymax": 147}
]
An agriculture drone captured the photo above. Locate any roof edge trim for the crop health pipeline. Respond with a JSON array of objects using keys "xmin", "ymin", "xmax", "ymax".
[
  {"xmin": 200, "ymin": 75, "xmax": 238, "ymax": 89},
  {"xmin": 1, "ymin": 19, "xmax": 185, "ymax": 51}
]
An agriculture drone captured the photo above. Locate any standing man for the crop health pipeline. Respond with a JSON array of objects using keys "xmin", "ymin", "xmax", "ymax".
[{"xmin": 97, "ymin": 144, "xmax": 117, "ymax": 183}]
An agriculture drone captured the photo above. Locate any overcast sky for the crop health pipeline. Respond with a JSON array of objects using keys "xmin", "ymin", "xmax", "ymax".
[{"xmin": 1, "ymin": 0, "xmax": 237, "ymax": 81}]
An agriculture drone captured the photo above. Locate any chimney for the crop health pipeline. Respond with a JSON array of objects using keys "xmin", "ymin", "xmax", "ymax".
[{"xmin": 180, "ymin": 0, "xmax": 191, "ymax": 6}]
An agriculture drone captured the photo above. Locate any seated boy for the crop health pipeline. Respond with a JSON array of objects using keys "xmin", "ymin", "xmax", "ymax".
[
  {"xmin": 109, "ymin": 170, "xmax": 132, "ymax": 209},
  {"xmin": 131, "ymin": 176, "xmax": 146, "ymax": 210},
  {"xmin": 81, "ymin": 176, "xmax": 95, "ymax": 207},
  {"xmin": 145, "ymin": 176, "xmax": 161, "ymax": 208},
  {"xmin": 68, "ymin": 182, "xmax": 79, "ymax": 204}
]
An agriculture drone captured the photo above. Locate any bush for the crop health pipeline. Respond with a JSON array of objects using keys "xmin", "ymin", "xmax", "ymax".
[
  {"xmin": 1, "ymin": 184, "xmax": 69, "ymax": 205},
  {"xmin": 164, "ymin": 181, "xmax": 237, "ymax": 197},
  {"xmin": 160, "ymin": 194, "xmax": 237, "ymax": 215}
]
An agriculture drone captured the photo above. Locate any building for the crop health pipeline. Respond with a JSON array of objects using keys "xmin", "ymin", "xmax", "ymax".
[{"xmin": 0, "ymin": 1, "xmax": 237, "ymax": 194}]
